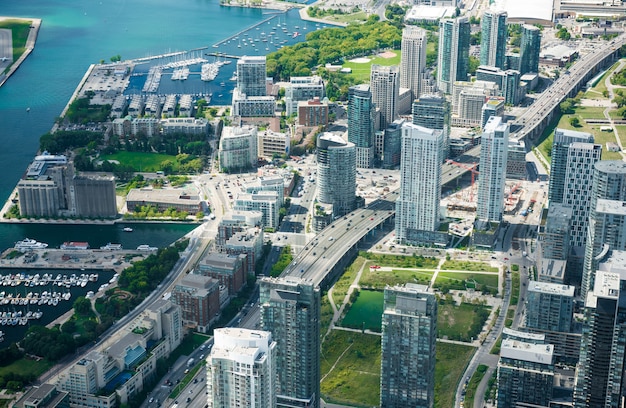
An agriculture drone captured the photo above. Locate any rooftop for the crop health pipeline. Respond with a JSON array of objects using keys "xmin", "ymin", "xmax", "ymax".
[
  {"xmin": 500, "ymin": 339, "xmax": 554, "ymax": 364},
  {"xmin": 527, "ymin": 281, "xmax": 575, "ymax": 297}
]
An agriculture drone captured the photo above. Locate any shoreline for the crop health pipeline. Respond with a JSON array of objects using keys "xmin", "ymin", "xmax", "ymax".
[{"xmin": 0, "ymin": 16, "xmax": 41, "ymax": 88}]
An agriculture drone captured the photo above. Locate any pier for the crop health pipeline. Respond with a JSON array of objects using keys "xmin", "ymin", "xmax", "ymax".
[{"xmin": 205, "ymin": 52, "xmax": 241, "ymax": 60}]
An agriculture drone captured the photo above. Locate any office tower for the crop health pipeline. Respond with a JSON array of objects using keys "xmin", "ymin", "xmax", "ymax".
[
  {"xmin": 519, "ymin": 24, "xmax": 541, "ymax": 75},
  {"xmin": 574, "ymin": 253, "xmax": 626, "ymax": 408},
  {"xmin": 563, "ymin": 142, "xmax": 603, "ymax": 254},
  {"xmin": 481, "ymin": 98, "xmax": 505, "ymax": 129},
  {"xmin": 207, "ymin": 328, "xmax": 276, "ymax": 408},
  {"xmin": 412, "ymin": 94, "xmax": 450, "ymax": 160},
  {"xmin": 496, "ymin": 339, "xmax": 554, "ymax": 408},
  {"xmin": 548, "ymin": 128, "xmax": 594, "ymax": 204},
  {"xmin": 480, "ymin": 10, "xmax": 508, "ymax": 69},
  {"xmin": 237, "ymin": 55, "xmax": 267, "ymax": 96},
  {"xmin": 395, "ymin": 123, "xmax": 443, "ymax": 245},
  {"xmin": 382, "ymin": 119, "xmax": 404, "ymax": 169},
  {"xmin": 259, "ymin": 277, "xmax": 321, "ymax": 408},
  {"xmin": 476, "ymin": 116, "xmax": 509, "ymax": 224},
  {"xmin": 380, "ymin": 284, "xmax": 437, "ymax": 408},
  {"xmin": 437, "ymin": 17, "xmax": 470, "ymax": 94},
  {"xmin": 525, "ymin": 281, "xmax": 574, "ymax": 332},
  {"xmin": 581, "ymin": 161, "xmax": 626, "ymax": 298},
  {"xmin": 317, "ymin": 133, "xmax": 357, "ymax": 217},
  {"xmin": 348, "ymin": 84, "xmax": 375, "ymax": 168},
  {"xmin": 400, "ymin": 26, "xmax": 427, "ymax": 100},
  {"xmin": 370, "ymin": 65, "xmax": 400, "ymax": 130}
]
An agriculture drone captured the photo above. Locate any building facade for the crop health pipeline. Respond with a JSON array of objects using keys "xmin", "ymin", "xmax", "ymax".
[
  {"xmin": 285, "ymin": 76, "xmax": 325, "ymax": 115},
  {"xmin": 400, "ymin": 26, "xmax": 427, "ymax": 100},
  {"xmin": 348, "ymin": 84, "xmax": 375, "ymax": 168},
  {"xmin": 380, "ymin": 284, "xmax": 437, "ymax": 408},
  {"xmin": 525, "ymin": 281, "xmax": 574, "ymax": 332},
  {"xmin": 370, "ymin": 65, "xmax": 400, "ymax": 130},
  {"xmin": 437, "ymin": 17, "xmax": 470, "ymax": 94},
  {"xmin": 480, "ymin": 10, "xmax": 508, "ymax": 69},
  {"xmin": 172, "ymin": 274, "xmax": 220, "ymax": 333},
  {"xmin": 477, "ymin": 116, "xmax": 509, "ymax": 224},
  {"xmin": 519, "ymin": 24, "xmax": 542, "ymax": 75},
  {"xmin": 219, "ymin": 125, "xmax": 258, "ymax": 172},
  {"xmin": 317, "ymin": 133, "xmax": 357, "ymax": 217},
  {"xmin": 237, "ymin": 56, "xmax": 267, "ymax": 97},
  {"xmin": 412, "ymin": 94, "xmax": 450, "ymax": 160},
  {"xmin": 548, "ymin": 128, "xmax": 595, "ymax": 204}
]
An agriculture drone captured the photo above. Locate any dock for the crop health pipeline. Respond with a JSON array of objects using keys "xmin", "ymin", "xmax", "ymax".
[{"xmin": 205, "ymin": 52, "xmax": 241, "ymax": 60}]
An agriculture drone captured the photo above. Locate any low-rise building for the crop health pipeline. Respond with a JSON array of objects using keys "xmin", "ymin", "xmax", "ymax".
[
  {"xmin": 126, "ymin": 188, "xmax": 202, "ymax": 213},
  {"xmin": 257, "ymin": 129, "xmax": 289, "ymax": 160},
  {"xmin": 161, "ymin": 117, "xmax": 209, "ymax": 135},
  {"xmin": 297, "ymin": 97, "xmax": 329, "ymax": 127},
  {"xmin": 197, "ymin": 253, "xmax": 247, "ymax": 297},
  {"xmin": 233, "ymin": 191, "xmax": 280, "ymax": 230},
  {"xmin": 172, "ymin": 274, "xmax": 220, "ymax": 333}
]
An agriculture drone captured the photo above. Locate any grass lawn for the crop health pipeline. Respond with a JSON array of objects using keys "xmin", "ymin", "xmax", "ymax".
[
  {"xmin": 435, "ymin": 342, "xmax": 476, "ymax": 408},
  {"xmin": 0, "ymin": 19, "xmax": 31, "ymax": 65},
  {"xmin": 510, "ymin": 270, "xmax": 520, "ymax": 306},
  {"xmin": 575, "ymin": 106, "xmax": 607, "ymax": 119},
  {"xmin": 342, "ymin": 50, "xmax": 401, "ymax": 82},
  {"xmin": 360, "ymin": 268, "xmax": 434, "ymax": 289},
  {"xmin": 441, "ymin": 260, "xmax": 498, "ymax": 272},
  {"xmin": 331, "ymin": 257, "xmax": 365, "ymax": 305},
  {"xmin": 438, "ymin": 303, "xmax": 491, "ymax": 342},
  {"xmin": 587, "ymin": 59, "xmax": 624, "ymax": 97},
  {"xmin": 323, "ymin": 11, "xmax": 368, "ymax": 24},
  {"xmin": 0, "ymin": 357, "xmax": 54, "ymax": 379},
  {"xmin": 320, "ymin": 330, "xmax": 381, "ymax": 407},
  {"xmin": 435, "ymin": 272, "xmax": 498, "ymax": 290},
  {"xmin": 0, "ymin": 399, "xmax": 12, "ymax": 408},
  {"xmin": 100, "ymin": 151, "xmax": 177, "ymax": 172},
  {"xmin": 321, "ymin": 291, "xmax": 334, "ymax": 336},
  {"xmin": 340, "ymin": 289, "xmax": 384, "ymax": 332},
  {"xmin": 360, "ymin": 252, "xmax": 439, "ymax": 269}
]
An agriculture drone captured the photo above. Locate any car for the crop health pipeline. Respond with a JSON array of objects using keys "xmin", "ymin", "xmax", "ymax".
[
  {"xmin": 184, "ymin": 369, "xmax": 189, "ymax": 374},
  {"xmin": 149, "ymin": 397, "xmax": 154, "ymax": 403},
  {"xmin": 370, "ymin": 217, "xmax": 374, "ymax": 220},
  {"xmin": 504, "ymin": 257, "xmax": 509, "ymax": 261},
  {"xmin": 186, "ymin": 397, "xmax": 192, "ymax": 403},
  {"xmin": 328, "ymin": 237, "xmax": 334, "ymax": 241}
]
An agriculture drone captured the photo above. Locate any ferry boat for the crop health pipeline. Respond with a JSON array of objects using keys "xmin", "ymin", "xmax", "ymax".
[
  {"xmin": 15, "ymin": 239, "xmax": 48, "ymax": 251},
  {"xmin": 137, "ymin": 245, "xmax": 158, "ymax": 251},
  {"xmin": 60, "ymin": 242, "xmax": 90, "ymax": 250},
  {"xmin": 100, "ymin": 243, "xmax": 122, "ymax": 250},
  {"xmin": 123, "ymin": 227, "xmax": 133, "ymax": 232}
]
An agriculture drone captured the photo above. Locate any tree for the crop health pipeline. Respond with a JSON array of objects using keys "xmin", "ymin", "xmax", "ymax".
[
  {"xmin": 73, "ymin": 296, "xmax": 92, "ymax": 317},
  {"xmin": 569, "ymin": 116, "xmax": 580, "ymax": 127}
]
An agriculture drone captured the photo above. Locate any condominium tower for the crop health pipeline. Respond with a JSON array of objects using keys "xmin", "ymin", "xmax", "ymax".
[
  {"xmin": 476, "ymin": 116, "xmax": 509, "ymax": 224},
  {"xmin": 348, "ymin": 84, "xmax": 375, "ymax": 168},
  {"xmin": 380, "ymin": 284, "xmax": 437, "ymax": 408},
  {"xmin": 437, "ymin": 17, "xmax": 470, "ymax": 94},
  {"xmin": 237, "ymin": 55, "xmax": 267, "ymax": 96},
  {"xmin": 525, "ymin": 281, "xmax": 575, "ymax": 333},
  {"xmin": 259, "ymin": 277, "xmax": 321, "ymax": 408},
  {"xmin": 480, "ymin": 10, "xmax": 508, "ymax": 69},
  {"xmin": 400, "ymin": 26, "xmax": 427, "ymax": 100},
  {"xmin": 412, "ymin": 94, "xmax": 450, "ymax": 160},
  {"xmin": 574, "ymin": 253, "xmax": 626, "ymax": 408},
  {"xmin": 206, "ymin": 328, "xmax": 276, "ymax": 408},
  {"xmin": 395, "ymin": 123, "xmax": 443, "ymax": 245},
  {"xmin": 519, "ymin": 25, "xmax": 541, "ymax": 75},
  {"xmin": 317, "ymin": 133, "xmax": 357, "ymax": 217},
  {"xmin": 371, "ymin": 64, "xmax": 400, "ymax": 130}
]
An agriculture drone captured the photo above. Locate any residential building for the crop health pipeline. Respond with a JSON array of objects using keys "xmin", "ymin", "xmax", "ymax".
[
  {"xmin": 383, "ymin": 119, "xmax": 404, "ymax": 169},
  {"xmin": 298, "ymin": 97, "xmax": 329, "ymax": 127},
  {"xmin": 14, "ymin": 384, "xmax": 70, "ymax": 408},
  {"xmin": 400, "ymin": 26, "xmax": 428, "ymax": 100},
  {"xmin": 380, "ymin": 284, "xmax": 437, "ymax": 408},
  {"xmin": 219, "ymin": 125, "xmax": 258, "ymax": 172},
  {"xmin": 259, "ymin": 277, "xmax": 321, "ymax": 408},
  {"xmin": 574, "ymin": 253, "xmax": 626, "ymax": 408},
  {"xmin": 197, "ymin": 253, "xmax": 247, "ymax": 297},
  {"xmin": 506, "ymin": 140, "xmax": 526, "ymax": 180},
  {"xmin": 412, "ymin": 94, "xmax": 450, "ymax": 160},
  {"xmin": 317, "ymin": 133, "xmax": 357, "ymax": 217},
  {"xmin": 370, "ymin": 65, "xmax": 400, "ymax": 130},
  {"xmin": 581, "ymin": 161, "xmax": 626, "ymax": 299},
  {"xmin": 519, "ymin": 24, "xmax": 542, "ymax": 75},
  {"xmin": 395, "ymin": 123, "xmax": 443, "ymax": 245},
  {"xmin": 216, "ymin": 210, "xmax": 264, "ymax": 250},
  {"xmin": 257, "ymin": 129, "xmax": 290, "ymax": 160},
  {"xmin": 223, "ymin": 226, "xmax": 263, "ymax": 276},
  {"xmin": 160, "ymin": 117, "xmax": 209, "ymax": 135},
  {"xmin": 548, "ymin": 128, "xmax": 594, "ymax": 205},
  {"xmin": 207, "ymin": 328, "xmax": 276, "ymax": 408},
  {"xmin": 481, "ymin": 98, "xmax": 505, "ymax": 129},
  {"xmin": 172, "ymin": 274, "xmax": 220, "ymax": 333},
  {"xmin": 480, "ymin": 10, "xmax": 508, "ymax": 69},
  {"xmin": 245, "ymin": 175, "xmax": 285, "ymax": 206},
  {"xmin": 348, "ymin": 84, "xmax": 375, "ymax": 168},
  {"xmin": 497, "ymin": 339, "xmax": 554, "ymax": 408},
  {"xmin": 475, "ymin": 66, "xmax": 522, "ymax": 105},
  {"xmin": 477, "ymin": 116, "xmax": 509, "ymax": 224},
  {"xmin": 231, "ymin": 89, "xmax": 275, "ymax": 117},
  {"xmin": 233, "ymin": 191, "xmax": 280, "ymax": 230},
  {"xmin": 437, "ymin": 16, "xmax": 470, "ymax": 94},
  {"xmin": 237, "ymin": 55, "xmax": 267, "ymax": 97},
  {"xmin": 525, "ymin": 281, "xmax": 574, "ymax": 333},
  {"xmin": 285, "ymin": 76, "xmax": 325, "ymax": 115},
  {"xmin": 540, "ymin": 203, "xmax": 572, "ymax": 261}
]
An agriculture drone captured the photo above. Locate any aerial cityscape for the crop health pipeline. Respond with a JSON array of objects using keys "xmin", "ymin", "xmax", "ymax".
[{"xmin": 1, "ymin": 0, "xmax": 626, "ymax": 407}]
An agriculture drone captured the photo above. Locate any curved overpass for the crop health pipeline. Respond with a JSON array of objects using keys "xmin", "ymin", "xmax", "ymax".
[{"xmin": 511, "ymin": 33, "xmax": 626, "ymax": 142}]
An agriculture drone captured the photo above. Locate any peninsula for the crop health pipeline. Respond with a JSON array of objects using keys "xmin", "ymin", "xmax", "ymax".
[{"xmin": 0, "ymin": 16, "xmax": 41, "ymax": 88}]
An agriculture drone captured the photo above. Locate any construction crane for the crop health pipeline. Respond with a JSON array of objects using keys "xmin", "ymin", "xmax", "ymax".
[{"xmin": 445, "ymin": 159, "xmax": 480, "ymax": 202}]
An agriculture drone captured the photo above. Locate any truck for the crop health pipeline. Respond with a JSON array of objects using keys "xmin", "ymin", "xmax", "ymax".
[{"xmin": 187, "ymin": 358, "xmax": 195, "ymax": 368}]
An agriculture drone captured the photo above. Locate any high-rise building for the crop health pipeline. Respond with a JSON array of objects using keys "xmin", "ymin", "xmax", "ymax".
[
  {"xmin": 207, "ymin": 328, "xmax": 276, "ymax": 408},
  {"xmin": 540, "ymin": 203, "xmax": 572, "ymax": 261},
  {"xmin": 395, "ymin": 123, "xmax": 443, "ymax": 245},
  {"xmin": 317, "ymin": 133, "xmax": 357, "ymax": 217},
  {"xmin": 548, "ymin": 128, "xmax": 594, "ymax": 205},
  {"xmin": 481, "ymin": 98, "xmax": 505, "ymax": 129},
  {"xmin": 480, "ymin": 10, "xmax": 508, "ymax": 69},
  {"xmin": 259, "ymin": 277, "xmax": 321, "ymax": 408},
  {"xmin": 400, "ymin": 26, "xmax": 427, "ymax": 100},
  {"xmin": 348, "ymin": 84, "xmax": 375, "ymax": 168},
  {"xmin": 219, "ymin": 125, "xmax": 258, "ymax": 172},
  {"xmin": 382, "ymin": 119, "xmax": 404, "ymax": 169},
  {"xmin": 475, "ymin": 66, "xmax": 522, "ymax": 105},
  {"xmin": 477, "ymin": 116, "xmax": 509, "ymax": 224},
  {"xmin": 574, "ymin": 252, "xmax": 626, "ymax": 408},
  {"xmin": 437, "ymin": 17, "xmax": 470, "ymax": 94},
  {"xmin": 412, "ymin": 94, "xmax": 450, "ymax": 160},
  {"xmin": 519, "ymin": 24, "xmax": 542, "ymax": 75},
  {"xmin": 496, "ymin": 339, "xmax": 554, "ymax": 408},
  {"xmin": 581, "ymin": 161, "xmax": 626, "ymax": 298},
  {"xmin": 237, "ymin": 56, "xmax": 267, "ymax": 97},
  {"xmin": 380, "ymin": 284, "xmax": 437, "ymax": 408},
  {"xmin": 525, "ymin": 281, "xmax": 575, "ymax": 332},
  {"xmin": 370, "ymin": 65, "xmax": 400, "ymax": 130}
]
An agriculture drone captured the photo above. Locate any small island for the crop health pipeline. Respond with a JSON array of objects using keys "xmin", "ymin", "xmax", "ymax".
[{"xmin": 0, "ymin": 16, "xmax": 41, "ymax": 88}]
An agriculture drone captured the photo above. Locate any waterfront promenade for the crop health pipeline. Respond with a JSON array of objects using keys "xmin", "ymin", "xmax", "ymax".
[{"xmin": 0, "ymin": 17, "xmax": 41, "ymax": 88}]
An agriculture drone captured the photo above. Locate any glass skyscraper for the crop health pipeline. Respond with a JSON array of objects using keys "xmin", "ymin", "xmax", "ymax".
[
  {"xmin": 437, "ymin": 17, "xmax": 470, "ymax": 94},
  {"xmin": 348, "ymin": 84, "xmax": 375, "ymax": 168},
  {"xmin": 480, "ymin": 10, "xmax": 508, "ymax": 69}
]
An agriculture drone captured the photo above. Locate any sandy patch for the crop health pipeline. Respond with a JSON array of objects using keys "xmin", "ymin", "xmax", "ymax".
[
  {"xmin": 378, "ymin": 51, "xmax": 396, "ymax": 59},
  {"xmin": 349, "ymin": 57, "xmax": 371, "ymax": 63}
]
